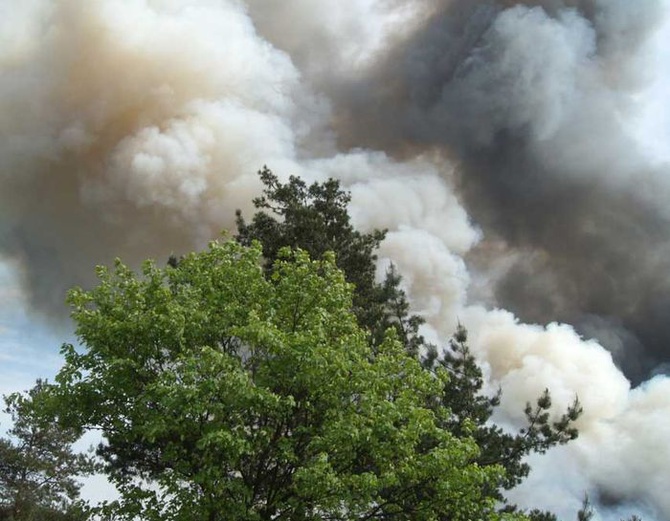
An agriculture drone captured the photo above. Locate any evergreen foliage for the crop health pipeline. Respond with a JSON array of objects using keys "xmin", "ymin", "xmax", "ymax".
[
  {"xmin": 0, "ymin": 381, "xmax": 94, "ymax": 521},
  {"xmin": 431, "ymin": 325, "xmax": 581, "ymax": 493}
]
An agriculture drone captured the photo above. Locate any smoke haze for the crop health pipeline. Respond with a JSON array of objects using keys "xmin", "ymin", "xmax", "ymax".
[{"xmin": 2, "ymin": 0, "xmax": 670, "ymax": 518}]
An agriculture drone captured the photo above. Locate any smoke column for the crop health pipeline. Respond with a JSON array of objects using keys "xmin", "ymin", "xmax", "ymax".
[{"xmin": 2, "ymin": 0, "xmax": 670, "ymax": 518}]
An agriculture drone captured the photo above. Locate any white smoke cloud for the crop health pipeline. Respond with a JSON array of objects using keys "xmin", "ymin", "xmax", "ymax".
[
  {"xmin": 0, "ymin": 0, "xmax": 311, "ymax": 310},
  {"xmin": 2, "ymin": 0, "xmax": 670, "ymax": 519}
]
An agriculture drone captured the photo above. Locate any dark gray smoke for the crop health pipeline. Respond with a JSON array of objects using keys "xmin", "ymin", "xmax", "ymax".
[{"xmin": 329, "ymin": 0, "xmax": 670, "ymax": 382}]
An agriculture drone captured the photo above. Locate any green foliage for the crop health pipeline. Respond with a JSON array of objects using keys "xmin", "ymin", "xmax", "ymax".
[
  {"xmin": 431, "ymin": 325, "xmax": 582, "ymax": 493},
  {"xmin": 526, "ymin": 511, "xmax": 558, "ymax": 521},
  {"xmin": 235, "ymin": 167, "xmax": 424, "ymax": 353},
  {"xmin": 0, "ymin": 381, "xmax": 94, "ymax": 521},
  {"xmin": 235, "ymin": 168, "xmax": 583, "ymax": 512},
  {"xmin": 50, "ymin": 240, "xmax": 526, "ymax": 521}
]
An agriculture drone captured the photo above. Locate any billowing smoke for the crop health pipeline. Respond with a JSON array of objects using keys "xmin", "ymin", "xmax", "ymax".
[
  {"xmin": 2, "ymin": 0, "xmax": 670, "ymax": 519},
  {"xmin": 331, "ymin": 0, "xmax": 670, "ymax": 382},
  {"xmin": 0, "ymin": 0, "xmax": 320, "ymax": 316}
]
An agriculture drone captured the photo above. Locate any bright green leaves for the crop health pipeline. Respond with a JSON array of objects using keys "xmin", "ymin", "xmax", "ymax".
[{"xmin": 49, "ymin": 239, "xmax": 527, "ymax": 521}]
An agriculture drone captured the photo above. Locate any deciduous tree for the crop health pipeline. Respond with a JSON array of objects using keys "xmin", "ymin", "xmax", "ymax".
[{"xmin": 51, "ymin": 241, "xmax": 524, "ymax": 521}]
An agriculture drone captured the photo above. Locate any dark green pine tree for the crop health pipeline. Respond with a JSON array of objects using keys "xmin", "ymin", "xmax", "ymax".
[
  {"xmin": 0, "ymin": 381, "xmax": 95, "ymax": 521},
  {"xmin": 433, "ymin": 325, "xmax": 581, "ymax": 498}
]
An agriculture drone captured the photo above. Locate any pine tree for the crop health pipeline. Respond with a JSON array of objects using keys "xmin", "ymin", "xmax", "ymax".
[{"xmin": 0, "ymin": 381, "xmax": 95, "ymax": 521}]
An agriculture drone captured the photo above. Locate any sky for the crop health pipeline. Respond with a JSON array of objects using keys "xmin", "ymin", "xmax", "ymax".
[{"xmin": 2, "ymin": 1, "xmax": 670, "ymax": 519}]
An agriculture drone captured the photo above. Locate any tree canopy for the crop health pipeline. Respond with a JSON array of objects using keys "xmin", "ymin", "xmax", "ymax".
[
  {"xmin": 49, "ymin": 240, "xmax": 524, "ymax": 521},
  {"xmin": 5, "ymin": 167, "xmax": 591, "ymax": 520},
  {"xmin": 235, "ymin": 169, "xmax": 583, "ymax": 511},
  {"xmin": 235, "ymin": 167, "xmax": 423, "ymax": 354},
  {"xmin": 0, "ymin": 381, "xmax": 94, "ymax": 521}
]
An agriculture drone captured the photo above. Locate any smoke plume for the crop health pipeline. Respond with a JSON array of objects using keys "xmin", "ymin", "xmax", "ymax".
[
  {"xmin": 2, "ymin": 0, "xmax": 670, "ymax": 518},
  {"xmin": 331, "ymin": 0, "xmax": 670, "ymax": 382}
]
